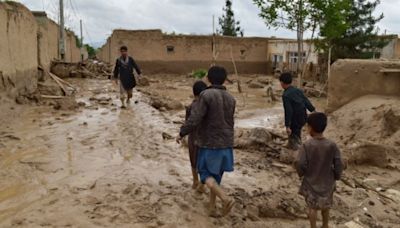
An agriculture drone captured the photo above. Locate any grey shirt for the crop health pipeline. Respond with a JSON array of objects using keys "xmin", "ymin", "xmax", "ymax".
[
  {"xmin": 180, "ymin": 85, "xmax": 236, "ymax": 149},
  {"xmin": 296, "ymin": 137, "xmax": 343, "ymax": 196}
]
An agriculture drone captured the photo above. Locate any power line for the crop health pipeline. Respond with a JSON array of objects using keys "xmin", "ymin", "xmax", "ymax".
[
  {"xmin": 83, "ymin": 21, "xmax": 94, "ymax": 45},
  {"xmin": 68, "ymin": 0, "xmax": 79, "ymax": 18}
]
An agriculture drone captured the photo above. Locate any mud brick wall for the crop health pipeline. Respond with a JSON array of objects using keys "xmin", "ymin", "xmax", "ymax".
[
  {"xmin": 0, "ymin": 2, "xmax": 88, "ymax": 98},
  {"xmin": 0, "ymin": 2, "xmax": 38, "ymax": 97},
  {"xmin": 66, "ymin": 30, "xmax": 84, "ymax": 63},
  {"xmin": 35, "ymin": 14, "xmax": 59, "ymax": 72},
  {"xmin": 34, "ymin": 14, "xmax": 87, "ymax": 67},
  {"xmin": 98, "ymin": 29, "xmax": 269, "ymax": 74},
  {"xmin": 328, "ymin": 59, "xmax": 400, "ymax": 111}
]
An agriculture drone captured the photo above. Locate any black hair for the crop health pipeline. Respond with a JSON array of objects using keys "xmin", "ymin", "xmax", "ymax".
[
  {"xmin": 307, "ymin": 112, "xmax": 328, "ymax": 133},
  {"xmin": 193, "ymin": 80, "xmax": 207, "ymax": 96},
  {"xmin": 279, "ymin": 72, "xmax": 293, "ymax": 84},
  {"xmin": 120, "ymin": 46, "xmax": 128, "ymax": 51},
  {"xmin": 207, "ymin": 66, "xmax": 227, "ymax": 85}
]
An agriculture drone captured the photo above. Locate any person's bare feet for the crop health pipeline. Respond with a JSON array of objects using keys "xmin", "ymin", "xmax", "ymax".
[
  {"xmin": 196, "ymin": 184, "xmax": 206, "ymax": 194},
  {"xmin": 192, "ymin": 181, "xmax": 199, "ymax": 189},
  {"xmin": 222, "ymin": 198, "xmax": 235, "ymax": 216},
  {"xmin": 207, "ymin": 203, "xmax": 218, "ymax": 217}
]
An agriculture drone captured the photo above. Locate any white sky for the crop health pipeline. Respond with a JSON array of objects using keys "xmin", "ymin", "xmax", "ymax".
[{"xmin": 18, "ymin": 0, "xmax": 400, "ymax": 47}]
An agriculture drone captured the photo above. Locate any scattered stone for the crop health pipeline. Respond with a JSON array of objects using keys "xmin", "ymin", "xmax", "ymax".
[
  {"xmin": 279, "ymin": 148, "xmax": 296, "ymax": 164},
  {"xmin": 86, "ymin": 196, "xmax": 101, "ymax": 205},
  {"xmin": 368, "ymin": 200, "xmax": 375, "ymax": 206},
  {"xmin": 15, "ymin": 96, "xmax": 29, "ymax": 105},
  {"xmin": 77, "ymin": 101, "xmax": 86, "ymax": 107},
  {"xmin": 162, "ymin": 132, "xmax": 174, "ymax": 140},
  {"xmin": 382, "ymin": 108, "xmax": 400, "ymax": 137},
  {"xmin": 248, "ymin": 82, "xmax": 265, "ymax": 89},
  {"xmin": 138, "ymin": 76, "xmax": 150, "ymax": 86},
  {"xmin": 344, "ymin": 221, "xmax": 364, "ymax": 228},
  {"xmin": 235, "ymin": 128, "xmax": 273, "ymax": 149},
  {"xmin": 150, "ymin": 97, "xmax": 183, "ymax": 110},
  {"xmin": 347, "ymin": 142, "xmax": 393, "ymax": 168},
  {"xmin": 166, "ymin": 100, "xmax": 183, "ymax": 110},
  {"xmin": 53, "ymin": 97, "xmax": 79, "ymax": 111}
]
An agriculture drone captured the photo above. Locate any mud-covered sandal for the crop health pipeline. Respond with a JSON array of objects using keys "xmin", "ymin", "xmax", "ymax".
[{"xmin": 222, "ymin": 198, "xmax": 235, "ymax": 216}]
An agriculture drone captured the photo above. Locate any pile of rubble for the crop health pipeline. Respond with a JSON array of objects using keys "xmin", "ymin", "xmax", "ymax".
[{"xmin": 50, "ymin": 60, "xmax": 113, "ymax": 79}]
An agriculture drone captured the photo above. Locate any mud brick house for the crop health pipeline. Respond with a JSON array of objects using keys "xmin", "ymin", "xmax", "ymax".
[{"xmin": 98, "ymin": 29, "xmax": 322, "ymax": 75}]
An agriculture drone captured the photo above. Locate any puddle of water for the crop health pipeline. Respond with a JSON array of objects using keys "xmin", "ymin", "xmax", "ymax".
[{"xmin": 236, "ymin": 106, "xmax": 283, "ymax": 129}]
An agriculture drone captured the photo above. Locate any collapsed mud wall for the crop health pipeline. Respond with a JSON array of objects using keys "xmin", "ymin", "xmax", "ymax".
[
  {"xmin": 98, "ymin": 29, "xmax": 269, "ymax": 74},
  {"xmin": 327, "ymin": 59, "xmax": 400, "ymax": 111},
  {"xmin": 0, "ymin": 2, "xmax": 38, "ymax": 97}
]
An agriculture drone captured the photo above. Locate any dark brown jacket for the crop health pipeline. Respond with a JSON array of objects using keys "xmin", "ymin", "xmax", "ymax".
[{"xmin": 180, "ymin": 85, "xmax": 236, "ymax": 149}]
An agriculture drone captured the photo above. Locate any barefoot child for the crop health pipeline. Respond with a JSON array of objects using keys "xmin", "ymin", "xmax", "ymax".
[
  {"xmin": 296, "ymin": 112, "xmax": 343, "ymax": 228},
  {"xmin": 185, "ymin": 81, "xmax": 208, "ymax": 190},
  {"xmin": 279, "ymin": 72, "xmax": 315, "ymax": 150},
  {"xmin": 113, "ymin": 46, "xmax": 142, "ymax": 108},
  {"xmin": 177, "ymin": 66, "xmax": 236, "ymax": 216}
]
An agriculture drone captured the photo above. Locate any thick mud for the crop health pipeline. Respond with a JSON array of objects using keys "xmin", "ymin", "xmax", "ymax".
[{"xmin": 0, "ymin": 75, "xmax": 399, "ymax": 228}]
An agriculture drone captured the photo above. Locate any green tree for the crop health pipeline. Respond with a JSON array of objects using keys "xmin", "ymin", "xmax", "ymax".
[
  {"xmin": 327, "ymin": 0, "xmax": 387, "ymax": 61},
  {"xmin": 312, "ymin": 0, "xmax": 352, "ymax": 79},
  {"xmin": 218, "ymin": 0, "xmax": 243, "ymax": 37},
  {"xmin": 253, "ymin": 0, "xmax": 318, "ymax": 77},
  {"xmin": 84, "ymin": 44, "xmax": 96, "ymax": 58}
]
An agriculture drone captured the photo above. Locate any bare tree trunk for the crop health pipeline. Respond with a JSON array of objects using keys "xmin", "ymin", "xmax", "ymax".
[
  {"xmin": 297, "ymin": 0, "xmax": 304, "ymax": 88},
  {"xmin": 327, "ymin": 46, "xmax": 332, "ymax": 79}
]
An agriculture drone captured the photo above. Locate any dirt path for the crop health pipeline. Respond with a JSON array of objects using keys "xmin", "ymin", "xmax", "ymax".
[
  {"xmin": 1, "ymin": 76, "xmax": 399, "ymax": 228},
  {"xmin": 0, "ymin": 78, "xmax": 298, "ymax": 227}
]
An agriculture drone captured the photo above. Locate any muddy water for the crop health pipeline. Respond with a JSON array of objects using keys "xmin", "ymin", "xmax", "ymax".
[{"xmin": 0, "ymin": 76, "xmax": 344, "ymax": 227}]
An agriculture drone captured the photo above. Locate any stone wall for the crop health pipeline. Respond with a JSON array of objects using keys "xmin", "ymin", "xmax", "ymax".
[
  {"xmin": 0, "ymin": 2, "xmax": 38, "ymax": 97},
  {"xmin": 327, "ymin": 59, "xmax": 400, "ymax": 111},
  {"xmin": 98, "ymin": 29, "xmax": 269, "ymax": 74}
]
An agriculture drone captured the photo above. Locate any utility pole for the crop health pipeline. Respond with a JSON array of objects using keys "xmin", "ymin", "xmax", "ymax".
[
  {"xmin": 80, "ymin": 19, "xmax": 84, "ymax": 61},
  {"xmin": 212, "ymin": 15, "xmax": 216, "ymax": 65},
  {"xmin": 59, "ymin": 0, "xmax": 65, "ymax": 61}
]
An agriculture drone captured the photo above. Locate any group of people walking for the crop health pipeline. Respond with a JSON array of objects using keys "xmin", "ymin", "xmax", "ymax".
[{"xmin": 112, "ymin": 46, "xmax": 344, "ymax": 228}]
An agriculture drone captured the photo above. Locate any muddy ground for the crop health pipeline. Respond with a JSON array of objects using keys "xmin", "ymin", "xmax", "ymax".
[{"xmin": 0, "ymin": 73, "xmax": 399, "ymax": 228}]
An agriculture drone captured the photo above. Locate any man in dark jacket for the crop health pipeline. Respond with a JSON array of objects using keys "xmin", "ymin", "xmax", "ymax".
[
  {"xmin": 177, "ymin": 66, "xmax": 236, "ymax": 217},
  {"xmin": 113, "ymin": 46, "xmax": 142, "ymax": 108},
  {"xmin": 279, "ymin": 72, "xmax": 315, "ymax": 150}
]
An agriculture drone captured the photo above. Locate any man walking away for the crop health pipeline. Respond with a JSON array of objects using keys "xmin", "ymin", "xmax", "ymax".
[{"xmin": 279, "ymin": 72, "xmax": 315, "ymax": 150}]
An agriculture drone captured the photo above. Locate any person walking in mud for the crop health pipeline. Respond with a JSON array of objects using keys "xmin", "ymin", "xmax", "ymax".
[
  {"xmin": 185, "ymin": 81, "xmax": 208, "ymax": 192},
  {"xmin": 279, "ymin": 72, "xmax": 315, "ymax": 150},
  {"xmin": 177, "ymin": 66, "xmax": 236, "ymax": 217},
  {"xmin": 113, "ymin": 46, "xmax": 142, "ymax": 108},
  {"xmin": 295, "ymin": 112, "xmax": 344, "ymax": 228}
]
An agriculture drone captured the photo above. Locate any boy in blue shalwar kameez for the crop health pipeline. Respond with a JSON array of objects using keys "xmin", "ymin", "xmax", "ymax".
[{"xmin": 177, "ymin": 66, "xmax": 236, "ymax": 217}]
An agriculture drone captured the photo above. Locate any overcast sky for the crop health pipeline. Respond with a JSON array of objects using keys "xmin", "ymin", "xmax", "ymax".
[{"xmin": 18, "ymin": 0, "xmax": 400, "ymax": 47}]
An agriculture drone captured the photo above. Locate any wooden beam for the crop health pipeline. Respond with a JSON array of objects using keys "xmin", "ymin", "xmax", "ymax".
[{"xmin": 380, "ymin": 68, "xmax": 400, "ymax": 74}]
